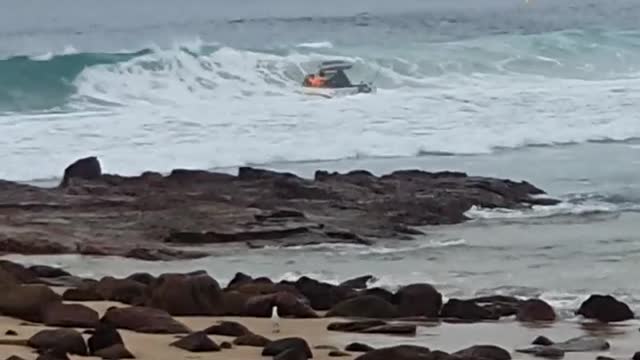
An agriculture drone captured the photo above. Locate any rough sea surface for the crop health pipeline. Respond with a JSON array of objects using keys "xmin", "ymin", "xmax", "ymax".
[{"xmin": 1, "ymin": 0, "xmax": 640, "ymax": 315}]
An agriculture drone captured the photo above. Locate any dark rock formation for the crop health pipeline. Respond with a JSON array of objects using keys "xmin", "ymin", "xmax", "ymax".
[
  {"xmin": 146, "ymin": 272, "xmax": 224, "ymax": 316},
  {"xmin": 0, "ymin": 284, "xmax": 61, "ymax": 322},
  {"xmin": 575, "ymin": 294, "xmax": 634, "ymax": 322},
  {"xmin": 28, "ymin": 328, "xmax": 87, "ymax": 356},
  {"xmin": 392, "ymin": 284, "xmax": 442, "ymax": 318},
  {"xmin": 262, "ymin": 337, "xmax": 313, "ymax": 358},
  {"xmin": 203, "ymin": 321, "xmax": 250, "ymax": 337},
  {"xmin": 88, "ymin": 322, "xmax": 124, "ymax": 355},
  {"xmin": 345, "ymin": 343, "xmax": 375, "ymax": 352},
  {"xmin": 170, "ymin": 331, "xmax": 220, "ymax": 352},
  {"xmin": 101, "ymin": 306, "xmax": 190, "ymax": 334},
  {"xmin": 233, "ymin": 333, "xmax": 272, "ymax": 347},
  {"xmin": 516, "ymin": 299, "xmax": 556, "ymax": 322},
  {"xmin": 452, "ymin": 345, "xmax": 511, "ymax": 360},
  {"xmin": 326, "ymin": 295, "xmax": 398, "ymax": 318},
  {"xmin": 0, "ymin": 157, "xmax": 557, "ymax": 260},
  {"xmin": 42, "ymin": 303, "xmax": 99, "ymax": 328}
]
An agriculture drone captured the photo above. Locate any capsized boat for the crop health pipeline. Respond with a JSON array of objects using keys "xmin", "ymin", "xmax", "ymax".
[{"xmin": 302, "ymin": 60, "xmax": 376, "ymax": 98}]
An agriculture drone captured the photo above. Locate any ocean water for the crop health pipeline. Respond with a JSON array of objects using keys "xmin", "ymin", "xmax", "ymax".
[{"xmin": 2, "ymin": 0, "xmax": 640, "ymax": 315}]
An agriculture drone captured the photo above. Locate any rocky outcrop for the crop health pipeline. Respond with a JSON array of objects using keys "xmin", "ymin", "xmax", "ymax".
[
  {"xmin": 516, "ymin": 299, "xmax": 556, "ymax": 322},
  {"xmin": 575, "ymin": 294, "xmax": 634, "ymax": 322},
  {"xmin": 262, "ymin": 337, "xmax": 313, "ymax": 358},
  {"xmin": 101, "ymin": 306, "xmax": 191, "ymax": 334},
  {"xmin": 146, "ymin": 272, "xmax": 224, "ymax": 316},
  {"xmin": 203, "ymin": 321, "xmax": 251, "ymax": 337},
  {"xmin": 439, "ymin": 299, "xmax": 498, "ymax": 321},
  {"xmin": 244, "ymin": 292, "xmax": 318, "ymax": 318},
  {"xmin": 60, "ymin": 156, "xmax": 102, "ymax": 187},
  {"xmin": 94, "ymin": 277, "xmax": 147, "ymax": 305},
  {"xmin": 28, "ymin": 329, "xmax": 88, "ymax": 356},
  {"xmin": 170, "ymin": 331, "xmax": 220, "ymax": 352},
  {"xmin": 392, "ymin": 284, "xmax": 442, "ymax": 318},
  {"xmin": 0, "ymin": 157, "xmax": 558, "ymax": 260},
  {"xmin": 293, "ymin": 276, "xmax": 357, "ymax": 310},
  {"xmin": 42, "ymin": 303, "xmax": 99, "ymax": 328},
  {"xmin": 88, "ymin": 322, "xmax": 124, "ymax": 355},
  {"xmin": 0, "ymin": 284, "xmax": 62, "ymax": 322},
  {"xmin": 353, "ymin": 345, "xmax": 432, "ymax": 360},
  {"xmin": 326, "ymin": 295, "xmax": 398, "ymax": 318}
]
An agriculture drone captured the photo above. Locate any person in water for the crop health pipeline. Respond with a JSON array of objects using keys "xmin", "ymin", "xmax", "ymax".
[{"xmin": 303, "ymin": 69, "xmax": 353, "ymax": 88}]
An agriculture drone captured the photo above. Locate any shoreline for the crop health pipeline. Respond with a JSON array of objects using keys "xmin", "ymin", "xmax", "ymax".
[
  {"xmin": 0, "ymin": 156, "xmax": 558, "ymax": 261},
  {"xmin": 0, "ymin": 259, "xmax": 638, "ymax": 360}
]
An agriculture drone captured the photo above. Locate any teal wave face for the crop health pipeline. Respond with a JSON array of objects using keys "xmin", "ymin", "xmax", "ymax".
[{"xmin": 0, "ymin": 50, "xmax": 149, "ymax": 113}]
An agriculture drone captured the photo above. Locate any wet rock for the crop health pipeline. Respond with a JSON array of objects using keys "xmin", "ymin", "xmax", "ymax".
[
  {"xmin": 339, "ymin": 275, "xmax": 376, "ymax": 290},
  {"xmin": 345, "ymin": 343, "xmax": 375, "ymax": 352},
  {"xmin": 146, "ymin": 272, "xmax": 224, "ymax": 316},
  {"xmin": 220, "ymin": 290, "xmax": 252, "ymax": 315},
  {"xmin": 328, "ymin": 320, "xmax": 387, "ymax": 332},
  {"xmin": 203, "ymin": 320, "xmax": 251, "ymax": 336},
  {"xmin": 595, "ymin": 356, "xmax": 614, "ymax": 360},
  {"xmin": 95, "ymin": 277, "xmax": 147, "ymax": 305},
  {"xmin": 529, "ymin": 347, "xmax": 564, "ymax": 359},
  {"xmin": 361, "ymin": 288, "xmax": 394, "ymax": 304},
  {"xmin": 453, "ymin": 345, "xmax": 511, "ymax": 360},
  {"xmin": 62, "ymin": 287, "xmax": 103, "ymax": 301},
  {"xmin": 220, "ymin": 341, "xmax": 232, "ymax": 349},
  {"xmin": 227, "ymin": 272, "xmax": 253, "ymax": 289},
  {"xmin": 0, "ymin": 284, "xmax": 61, "ymax": 322},
  {"xmin": 88, "ymin": 322, "xmax": 124, "ymax": 355},
  {"xmin": 233, "ymin": 281, "xmax": 303, "ymax": 297},
  {"xmin": 294, "ymin": 276, "xmax": 357, "ymax": 310},
  {"xmin": 275, "ymin": 348, "xmax": 309, "ymax": 360},
  {"xmin": 326, "ymin": 295, "xmax": 398, "ymax": 318},
  {"xmin": 5, "ymin": 329, "xmax": 17, "ymax": 336},
  {"xmin": 632, "ymin": 352, "xmax": 640, "ymax": 360},
  {"xmin": 316, "ymin": 345, "xmax": 339, "ymax": 351},
  {"xmin": 101, "ymin": 306, "xmax": 191, "ymax": 334},
  {"xmin": 329, "ymin": 350, "xmax": 351, "ymax": 357},
  {"xmin": 60, "ymin": 156, "xmax": 102, "ymax": 187},
  {"xmin": 5, "ymin": 356, "xmax": 26, "ymax": 360},
  {"xmin": 393, "ymin": 283, "xmax": 442, "ymax": 317},
  {"xmin": 262, "ymin": 337, "xmax": 313, "ymax": 358},
  {"xmin": 517, "ymin": 299, "xmax": 556, "ymax": 322},
  {"xmin": 233, "ymin": 333, "xmax": 272, "ymax": 347},
  {"xmin": 0, "ymin": 260, "xmax": 38, "ymax": 283},
  {"xmin": 575, "ymin": 294, "xmax": 634, "ymax": 322},
  {"xmin": 353, "ymin": 345, "xmax": 431, "ymax": 360},
  {"xmin": 27, "ymin": 265, "xmax": 71, "ymax": 278},
  {"xmin": 170, "ymin": 331, "xmax": 220, "ymax": 352},
  {"xmin": 327, "ymin": 320, "xmax": 415, "ymax": 335},
  {"xmin": 124, "ymin": 272, "xmax": 155, "ymax": 285},
  {"xmin": 94, "ymin": 343, "xmax": 135, "ymax": 359},
  {"xmin": 35, "ymin": 348, "xmax": 70, "ymax": 360},
  {"xmin": 532, "ymin": 336, "xmax": 555, "ymax": 346},
  {"xmin": 42, "ymin": 303, "xmax": 99, "ymax": 328},
  {"xmin": 516, "ymin": 336, "xmax": 609, "ymax": 355},
  {"xmin": 440, "ymin": 299, "xmax": 498, "ymax": 321},
  {"xmin": 245, "ymin": 292, "xmax": 318, "ymax": 318},
  {"xmin": 470, "ymin": 295, "xmax": 522, "ymax": 318},
  {"xmin": 28, "ymin": 328, "xmax": 87, "ymax": 356}
]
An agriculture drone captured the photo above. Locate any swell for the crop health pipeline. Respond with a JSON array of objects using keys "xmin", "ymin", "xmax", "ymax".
[{"xmin": 2, "ymin": 29, "xmax": 640, "ymax": 112}]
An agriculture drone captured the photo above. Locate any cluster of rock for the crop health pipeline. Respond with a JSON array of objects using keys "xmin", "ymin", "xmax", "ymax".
[{"xmin": 0, "ymin": 156, "xmax": 560, "ymax": 260}]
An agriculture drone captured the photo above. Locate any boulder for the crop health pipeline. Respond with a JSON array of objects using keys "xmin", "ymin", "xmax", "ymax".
[
  {"xmin": 353, "ymin": 345, "xmax": 431, "ymax": 360},
  {"xmin": 440, "ymin": 299, "xmax": 498, "ymax": 321},
  {"xmin": 27, "ymin": 265, "xmax": 71, "ymax": 278},
  {"xmin": 5, "ymin": 356, "xmax": 26, "ymax": 360},
  {"xmin": 35, "ymin": 348, "xmax": 70, "ymax": 360},
  {"xmin": 233, "ymin": 333, "xmax": 272, "ymax": 347},
  {"xmin": 203, "ymin": 321, "xmax": 251, "ymax": 336},
  {"xmin": 220, "ymin": 290, "xmax": 252, "ymax": 315},
  {"xmin": 62, "ymin": 287, "xmax": 103, "ymax": 301},
  {"xmin": 632, "ymin": 352, "xmax": 640, "ymax": 360},
  {"xmin": 94, "ymin": 343, "xmax": 135, "ymax": 359},
  {"xmin": 88, "ymin": 322, "xmax": 124, "ymax": 354},
  {"xmin": 146, "ymin": 272, "xmax": 225, "ymax": 316},
  {"xmin": 95, "ymin": 277, "xmax": 147, "ymax": 305},
  {"xmin": 124, "ymin": 273, "xmax": 156, "ymax": 285},
  {"xmin": 532, "ymin": 336, "xmax": 554, "ymax": 346},
  {"xmin": 0, "ymin": 260, "xmax": 38, "ymax": 283},
  {"xmin": 339, "ymin": 275, "xmax": 375, "ymax": 290},
  {"xmin": 392, "ymin": 284, "xmax": 442, "ymax": 317},
  {"xmin": 170, "ymin": 331, "xmax": 220, "ymax": 352},
  {"xmin": 326, "ymin": 295, "xmax": 398, "ymax": 318},
  {"xmin": 361, "ymin": 288, "xmax": 394, "ymax": 304},
  {"xmin": 5, "ymin": 329, "xmax": 18, "ymax": 336},
  {"xmin": 262, "ymin": 337, "xmax": 313, "ymax": 358},
  {"xmin": 226, "ymin": 272, "xmax": 253, "ymax": 289},
  {"xmin": 294, "ymin": 276, "xmax": 357, "ymax": 310},
  {"xmin": 28, "ymin": 328, "xmax": 87, "ymax": 356},
  {"xmin": 42, "ymin": 303, "xmax": 99, "ymax": 328},
  {"xmin": 245, "ymin": 292, "xmax": 318, "ymax": 318},
  {"xmin": 275, "ymin": 348, "xmax": 309, "ymax": 360},
  {"xmin": 329, "ymin": 350, "xmax": 351, "ymax": 357},
  {"xmin": 0, "ymin": 284, "xmax": 61, "ymax": 322},
  {"xmin": 575, "ymin": 294, "xmax": 634, "ymax": 322},
  {"xmin": 345, "ymin": 343, "xmax": 375, "ymax": 352},
  {"xmin": 516, "ymin": 299, "xmax": 556, "ymax": 322},
  {"xmin": 452, "ymin": 345, "xmax": 511, "ymax": 360},
  {"xmin": 101, "ymin": 306, "xmax": 190, "ymax": 334},
  {"xmin": 60, "ymin": 156, "xmax": 102, "ymax": 187}
]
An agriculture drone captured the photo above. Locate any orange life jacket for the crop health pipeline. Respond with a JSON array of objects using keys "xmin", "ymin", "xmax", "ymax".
[{"xmin": 309, "ymin": 76, "xmax": 326, "ymax": 87}]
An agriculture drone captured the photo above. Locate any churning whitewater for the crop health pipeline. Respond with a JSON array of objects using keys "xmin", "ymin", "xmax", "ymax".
[{"xmin": 3, "ymin": 29, "xmax": 640, "ymax": 182}]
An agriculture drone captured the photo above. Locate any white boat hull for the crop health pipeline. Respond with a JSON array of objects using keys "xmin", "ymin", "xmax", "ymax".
[{"xmin": 302, "ymin": 85, "xmax": 375, "ymax": 99}]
